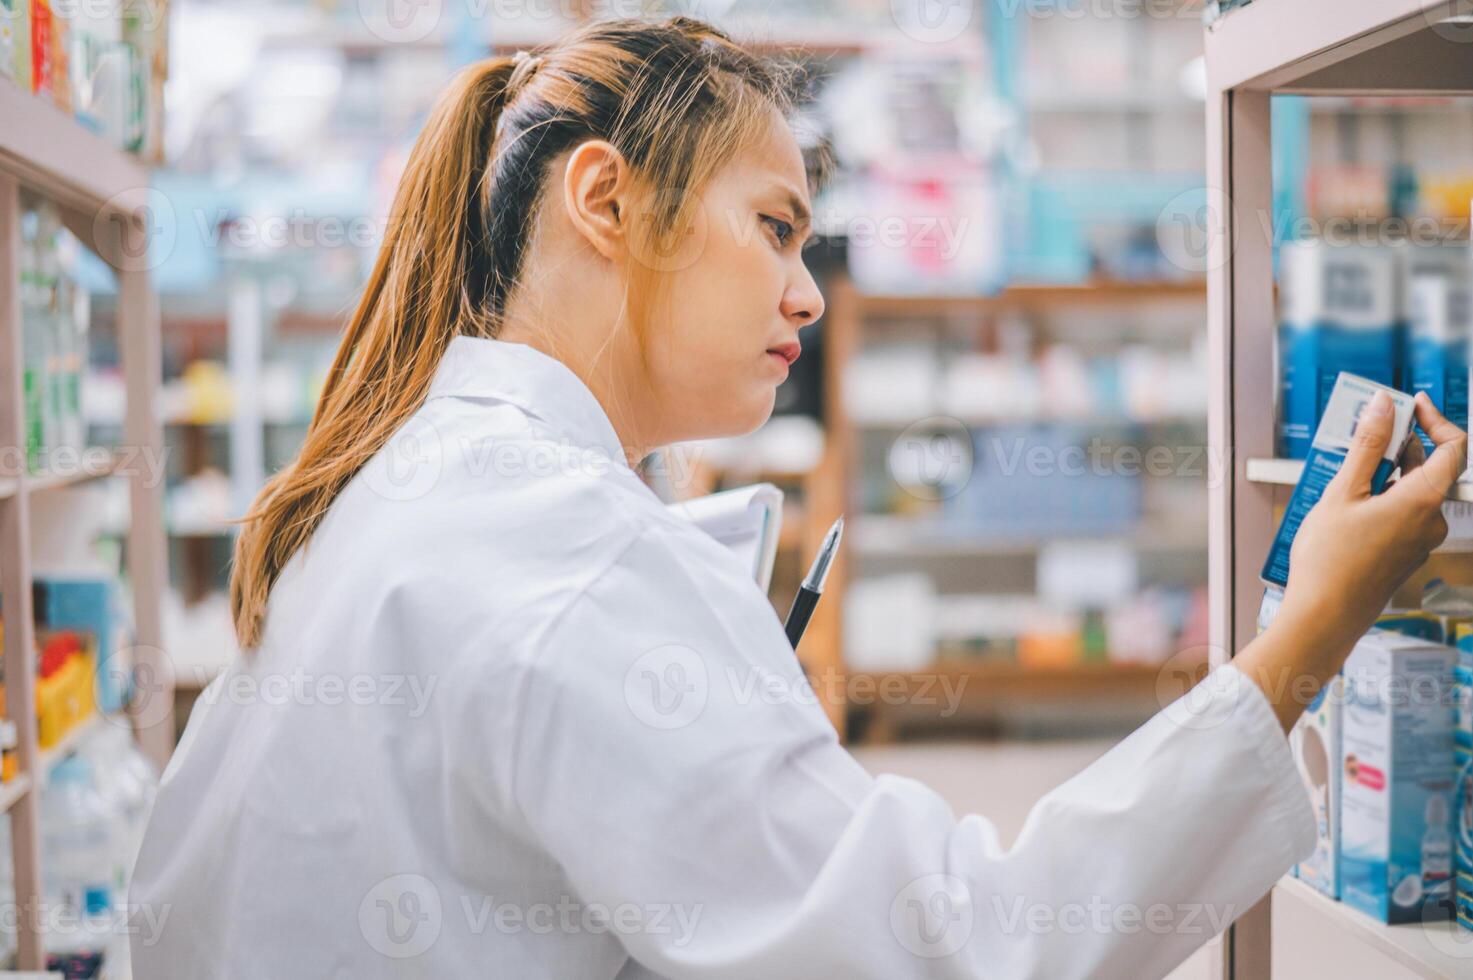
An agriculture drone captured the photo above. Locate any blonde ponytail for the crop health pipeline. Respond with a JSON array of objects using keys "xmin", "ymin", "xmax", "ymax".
[
  {"xmin": 230, "ymin": 18, "xmax": 801, "ymax": 648},
  {"xmin": 229, "ymin": 58, "xmax": 516, "ymax": 647}
]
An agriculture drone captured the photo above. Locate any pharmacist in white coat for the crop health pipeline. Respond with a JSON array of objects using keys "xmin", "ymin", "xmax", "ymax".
[{"xmin": 130, "ymin": 20, "xmax": 1467, "ymax": 980}]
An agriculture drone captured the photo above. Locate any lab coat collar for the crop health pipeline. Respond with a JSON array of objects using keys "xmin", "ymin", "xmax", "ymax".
[{"xmin": 426, "ymin": 335, "xmax": 634, "ymax": 470}]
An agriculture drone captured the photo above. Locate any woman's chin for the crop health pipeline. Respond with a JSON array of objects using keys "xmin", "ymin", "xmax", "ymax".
[
  {"xmin": 708, "ymin": 396, "xmax": 776, "ymax": 441},
  {"xmin": 741, "ymin": 389, "xmax": 779, "ymax": 434}
]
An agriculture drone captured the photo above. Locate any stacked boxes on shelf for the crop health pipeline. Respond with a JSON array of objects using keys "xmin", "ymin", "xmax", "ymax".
[
  {"xmin": 1277, "ymin": 238, "xmax": 1470, "ymax": 463},
  {"xmin": 0, "ymin": 578, "xmax": 125, "ymax": 766},
  {"xmin": 1339, "ymin": 630, "xmax": 1457, "ymax": 924},
  {"xmin": 1264, "ymin": 376, "xmax": 1467, "ymax": 926},
  {"xmin": 1456, "ymin": 624, "xmax": 1473, "ymax": 930},
  {"xmin": 0, "ymin": 0, "xmax": 168, "ymax": 158},
  {"xmin": 35, "ymin": 629, "xmax": 95, "ymax": 749},
  {"xmin": 19, "ymin": 201, "xmax": 89, "ymax": 476}
]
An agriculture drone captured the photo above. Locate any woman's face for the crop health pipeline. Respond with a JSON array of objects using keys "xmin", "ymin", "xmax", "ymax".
[{"xmin": 636, "ymin": 109, "xmax": 825, "ymax": 444}]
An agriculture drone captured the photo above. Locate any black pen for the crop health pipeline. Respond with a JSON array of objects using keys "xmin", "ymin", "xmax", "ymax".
[{"xmin": 784, "ymin": 515, "xmax": 844, "ymax": 650}]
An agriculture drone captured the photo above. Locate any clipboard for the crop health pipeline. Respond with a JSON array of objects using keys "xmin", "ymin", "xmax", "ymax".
[{"xmin": 666, "ymin": 483, "xmax": 785, "ymax": 591}]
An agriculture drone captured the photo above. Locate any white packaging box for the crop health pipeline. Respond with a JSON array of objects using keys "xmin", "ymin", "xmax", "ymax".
[
  {"xmin": 1292, "ymin": 675, "xmax": 1344, "ymax": 897},
  {"xmin": 1340, "ymin": 630, "xmax": 1458, "ymax": 923}
]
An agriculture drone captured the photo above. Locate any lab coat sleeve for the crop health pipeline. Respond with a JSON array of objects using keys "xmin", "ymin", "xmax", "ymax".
[{"xmin": 504, "ymin": 520, "xmax": 1317, "ymax": 980}]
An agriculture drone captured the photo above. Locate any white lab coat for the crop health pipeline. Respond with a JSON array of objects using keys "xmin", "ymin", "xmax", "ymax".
[{"xmin": 130, "ymin": 335, "xmax": 1315, "ymax": 980}]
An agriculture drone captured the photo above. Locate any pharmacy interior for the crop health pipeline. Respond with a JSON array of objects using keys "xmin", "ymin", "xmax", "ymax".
[{"xmin": 2, "ymin": 0, "xmax": 1473, "ymax": 977}]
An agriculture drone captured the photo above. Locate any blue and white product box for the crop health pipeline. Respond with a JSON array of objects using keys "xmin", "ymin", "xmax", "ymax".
[
  {"xmin": 1292, "ymin": 674, "xmax": 1344, "ymax": 897},
  {"xmin": 1261, "ymin": 373, "xmax": 1416, "ymax": 588},
  {"xmin": 1454, "ymin": 624, "xmax": 1473, "ymax": 930},
  {"xmin": 1405, "ymin": 244, "xmax": 1471, "ymax": 454},
  {"xmin": 1257, "ymin": 585, "xmax": 1284, "ymax": 635},
  {"xmin": 1278, "ymin": 241, "xmax": 1401, "ymax": 459},
  {"xmin": 1340, "ymin": 630, "xmax": 1458, "ymax": 924}
]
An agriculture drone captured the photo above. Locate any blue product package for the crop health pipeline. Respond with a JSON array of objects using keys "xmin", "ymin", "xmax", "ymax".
[
  {"xmin": 1261, "ymin": 373, "xmax": 1415, "ymax": 588},
  {"xmin": 1340, "ymin": 630, "xmax": 1458, "ymax": 924},
  {"xmin": 1278, "ymin": 241, "xmax": 1400, "ymax": 459},
  {"xmin": 1406, "ymin": 244, "xmax": 1471, "ymax": 453},
  {"xmin": 1456, "ymin": 626, "xmax": 1473, "ymax": 930}
]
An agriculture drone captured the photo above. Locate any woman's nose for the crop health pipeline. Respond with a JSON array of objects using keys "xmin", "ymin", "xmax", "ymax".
[{"xmin": 781, "ymin": 265, "xmax": 826, "ymax": 325}]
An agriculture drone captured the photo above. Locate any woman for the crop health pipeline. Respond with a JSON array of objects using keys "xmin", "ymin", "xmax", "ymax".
[{"xmin": 130, "ymin": 17, "xmax": 1465, "ymax": 979}]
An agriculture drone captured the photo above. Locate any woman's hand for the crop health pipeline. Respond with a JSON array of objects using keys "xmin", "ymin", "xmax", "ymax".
[
  {"xmin": 1281, "ymin": 390, "xmax": 1465, "ymax": 658},
  {"xmin": 1237, "ymin": 389, "xmax": 1467, "ymax": 732}
]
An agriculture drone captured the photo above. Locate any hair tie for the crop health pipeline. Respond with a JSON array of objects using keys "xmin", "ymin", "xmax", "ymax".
[{"xmin": 508, "ymin": 49, "xmax": 543, "ymax": 94}]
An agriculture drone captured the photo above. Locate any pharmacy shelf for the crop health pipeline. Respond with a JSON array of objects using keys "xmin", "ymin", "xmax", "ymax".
[
  {"xmin": 1272, "ymin": 877, "xmax": 1469, "ymax": 980},
  {"xmin": 37, "ymin": 714, "xmax": 111, "ymax": 774},
  {"xmin": 1308, "ymin": 95, "xmax": 1473, "ymax": 113},
  {"xmin": 262, "ymin": 13, "xmax": 892, "ymax": 57},
  {"xmin": 853, "ymin": 280, "xmax": 1206, "ymax": 319},
  {"xmin": 1204, "ymin": 0, "xmax": 1473, "ymax": 94},
  {"xmin": 0, "ymin": 82, "xmax": 149, "ymax": 225},
  {"xmin": 852, "ymin": 413, "xmax": 1207, "ymax": 430},
  {"xmin": 1026, "ymin": 92, "xmax": 1202, "ymax": 113},
  {"xmin": 846, "ymin": 660, "xmax": 1178, "ymax": 742},
  {"xmin": 827, "ymin": 273, "xmax": 1213, "ymax": 742},
  {"xmin": 0, "ymin": 454, "xmax": 120, "ymax": 500},
  {"xmin": 0, "ymin": 70, "xmax": 171, "ymax": 974},
  {"xmin": 0, "ymin": 775, "xmax": 31, "ymax": 815},
  {"xmin": 100, "ymin": 518, "xmax": 235, "ymax": 540},
  {"xmin": 1246, "ymin": 457, "xmax": 1473, "ymax": 502},
  {"xmin": 851, "ymin": 515, "xmax": 1208, "ymax": 557},
  {"xmin": 1205, "ymin": 4, "xmax": 1473, "ymax": 977},
  {"xmin": 853, "ymin": 659, "xmax": 1172, "ymax": 689}
]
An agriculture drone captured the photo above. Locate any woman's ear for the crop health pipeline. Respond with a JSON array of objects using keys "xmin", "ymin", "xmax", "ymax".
[{"xmin": 561, "ymin": 140, "xmax": 628, "ymax": 261}]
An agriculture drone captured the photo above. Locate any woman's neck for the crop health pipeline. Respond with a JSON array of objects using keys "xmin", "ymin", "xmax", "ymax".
[{"xmin": 494, "ymin": 302, "xmax": 656, "ymax": 466}]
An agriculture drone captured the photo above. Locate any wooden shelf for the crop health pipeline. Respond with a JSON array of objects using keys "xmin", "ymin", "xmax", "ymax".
[
  {"xmin": 851, "ymin": 515, "xmax": 1208, "ymax": 557},
  {"xmin": 0, "ymin": 62, "xmax": 170, "ymax": 972},
  {"xmin": 1246, "ymin": 457, "xmax": 1473, "ymax": 502},
  {"xmin": 36, "ymin": 713, "xmax": 110, "ymax": 774},
  {"xmin": 0, "ymin": 453, "xmax": 120, "ymax": 500},
  {"xmin": 861, "ymin": 659, "xmax": 1174, "ymax": 687},
  {"xmin": 848, "ymin": 660, "xmax": 1180, "ymax": 700},
  {"xmin": 0, "ymin": 82, "xmax": 148, "ymax": 222},
  {"xmin": 1272, "ymin": 877, "xmax": 1470, "ymax": 979},
  {"xmin": 1027, "ymin": 92, "xmax": 1202, "ymax": 113},
  {"xmin": 0, "ymin": 775, "xmax": 31, "ymax": 815},
  {"xmin": 851, "ymin": 280, "xmax": 1206, "ymax": 318},
  {"xmin": 1205, "ymin": 0, "xmax": 1473, "ymax": 94},
  {"xmin": 845, "ymin": 659, "xmax": 1203, "ymax": 745},
  {"xmin": 852, "ymin": 413, "xmax": 1208, "ymax": 430},
  {"xmin": 262, "ymin": 15, "xmax": 895, "ymax": 57}
]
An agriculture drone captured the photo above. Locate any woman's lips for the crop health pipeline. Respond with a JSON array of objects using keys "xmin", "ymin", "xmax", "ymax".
[{"xmin": 766, "ymin": 342, "xmax": 801, "ymax": 366}]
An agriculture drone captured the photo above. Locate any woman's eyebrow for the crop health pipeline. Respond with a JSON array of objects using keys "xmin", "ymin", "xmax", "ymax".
[
  {"xmin": 763, "ymin": 182, "xmax": 812, "ymax": 229},
  {"xmin": 785, "ymin": 192, "xmax": 813, "ymax": 228}
]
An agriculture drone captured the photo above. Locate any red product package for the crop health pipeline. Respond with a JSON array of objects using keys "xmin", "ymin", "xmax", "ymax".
[
  {"xmin": 29, "ymin": 0, "xmax": 50, "ymax": 97},
  {"xmin": 38, "ymin": 631, "xmax": 80, "ymax": 679}
]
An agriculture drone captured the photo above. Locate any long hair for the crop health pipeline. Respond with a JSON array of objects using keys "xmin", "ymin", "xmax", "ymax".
[{"xmin": 229, "ymin": 16, "xmax": 803, "ymax": 648}]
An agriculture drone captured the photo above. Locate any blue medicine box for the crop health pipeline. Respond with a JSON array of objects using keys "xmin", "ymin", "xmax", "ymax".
[
  {"xmin": 1278, "ymin": 241, "xmax": 1401, "ymax": 459},
  {"xmin": 1262, "ymin": 373, "xmax": 1415, "ymax": 588},
  {"xmin": 1406, "ymin": 244, "xmax": 1470, "ymax": 453}
]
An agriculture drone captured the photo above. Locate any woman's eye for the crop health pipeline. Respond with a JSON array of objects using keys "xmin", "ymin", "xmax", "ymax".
[{"xmin": 761, "ymin": 215, "xmax": 793, "ymax": 247}]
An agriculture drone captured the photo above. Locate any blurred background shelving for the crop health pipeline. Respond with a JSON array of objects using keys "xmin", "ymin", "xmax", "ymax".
[
  {"xmin": 122, "ymin": 0, "xmax": 1228, "ymax": 742},
  {"xmin": 53, "ymin": 0, "xmax": 1467, "ymax": 754},
  {"xmin": 6, "ymin": 0, "xmax": 1473, "ymax": 976},
  {"xmin": 0, "ymin": 0, "xmax": 172, "ymax": 970}
]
